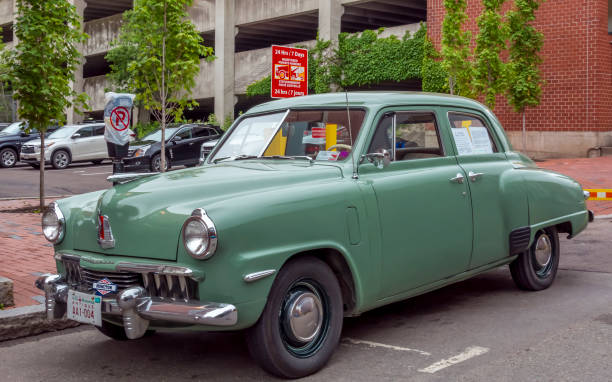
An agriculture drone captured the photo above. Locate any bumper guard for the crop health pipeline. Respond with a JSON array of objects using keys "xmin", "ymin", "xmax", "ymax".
[{"xmin": 35, "ymin": 274, "xmax": 238, "ymax": 339}]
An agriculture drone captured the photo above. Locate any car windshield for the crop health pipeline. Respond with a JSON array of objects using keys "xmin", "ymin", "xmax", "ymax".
[
  {"xmin": 0, "ymin": 122, "xmax": 24, "ymax": 136},
  {"xmin": 210, "ymin": 109, "xmax": 366, "ymax": 163},
  {"xmin": 142, "ymin": 127, "xmax": 180, "ymax": 142},
  {"xmin": 48, "ymin": 126, "xmax": 79, "ymax": 139}
]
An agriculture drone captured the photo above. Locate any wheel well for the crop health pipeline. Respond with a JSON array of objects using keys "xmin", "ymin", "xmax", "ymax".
[
  {"xmin": 288, "ymin": 249, "xmax": 357, "ymax": 315},
  {"xmin": 555, "ymin": 221, "xmax": 572, "ymax": 238},
  {"xmin": 51, "ymin": 147, "xmax": 71, "ymax": 161}
]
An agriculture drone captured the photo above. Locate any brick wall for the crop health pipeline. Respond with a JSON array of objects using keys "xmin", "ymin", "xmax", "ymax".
[{"xmin": 427, "ymin": 0, "xmax": 612, "ymax": 134}]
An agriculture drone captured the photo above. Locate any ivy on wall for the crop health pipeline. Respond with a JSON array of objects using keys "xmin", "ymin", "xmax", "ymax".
[{"xmin": 245, "ymin": 24, "xmax": 449, "ymax": 97}]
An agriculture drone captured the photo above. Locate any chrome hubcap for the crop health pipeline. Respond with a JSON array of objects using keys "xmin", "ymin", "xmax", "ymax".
[
  {"xmin": 286, "ymin": 291, "xmax": 323, "ymax": 343},
  {"xmin": 534, "ymin": 234, "xmax": 552, "ymax": 268},
  {"xmin": 54, "ymin": 152, "xmax": 68, "ymax": 168},
  {"xmin": 2, "ymin": 150, "xmax": 15, "ymax": 166}
]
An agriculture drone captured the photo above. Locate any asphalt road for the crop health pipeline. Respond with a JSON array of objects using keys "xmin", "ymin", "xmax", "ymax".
[
  {"xmin": 1, "ymin": 219, "xmax": 611, "ymax": 381},
  {"xmin": 0, "ymin": 162, "xmax": 112, "ymax": 198}
]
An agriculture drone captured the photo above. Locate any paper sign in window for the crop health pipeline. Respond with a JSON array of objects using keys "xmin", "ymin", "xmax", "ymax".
[
  {"xmin": 451, "ymin": 128, "xmax": 473, "ymax": 155},
  {"xmin": 451, "ymin": 127, "xmax": 493, "ymax": 155}
]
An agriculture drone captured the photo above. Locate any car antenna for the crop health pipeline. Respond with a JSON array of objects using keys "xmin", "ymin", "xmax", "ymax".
[{"xmin": 345, "ymin": 90, "xmax": 358, "ymax": 180}]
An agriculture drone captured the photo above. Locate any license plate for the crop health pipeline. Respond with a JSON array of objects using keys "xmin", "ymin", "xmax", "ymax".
[{"xmin": 67, "ymin": 290, "xmax": 102, "ymax": 326}]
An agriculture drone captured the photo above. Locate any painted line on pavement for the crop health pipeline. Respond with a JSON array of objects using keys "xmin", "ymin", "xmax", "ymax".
[
  {"xmin": 81, "ymin": 172, "xmax": 113, "ymax": 176},
  {"xmin": 418, "ymin": 346, "xmax": 489, "ymax": 374},
  {"xmin": 343, "ymin": 338, "xmax": 431, "ymax": 356},
  {"xmin": 73, "ymin": 170, "xmax": 86, "ymax": 173}
]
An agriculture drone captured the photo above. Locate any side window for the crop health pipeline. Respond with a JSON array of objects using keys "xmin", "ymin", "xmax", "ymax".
[
  {"xmin": 395, "ymin": 112, "xmax": 443, "ymax": 160},
  {"xmin": 176, "ymin": 127, "xmax": 192, "ymax": 140},
  {"xmin": 77, "ymin": 126, "xmax": 93, "ymax": 137},
  {"xmin": 193, "ymin": 127, "xmax": 209, "ymax": 138},
  {"xmin": 367, "ymin": 114, "xmax": 394, "ymax": 160},
  {"xmin": 93, "ymin": 125, "xmax": 105, "ymax": 136},
  {"xmin": 207, "ymin": 128, "xmax": 219, "ymax": 136},
  {"xmin": 368, "ymin": 112, "xmax": 443, "ymax": 162},
  {"xmin": 448, "ymin": 113, "xmax": 497, "ymax": 156}
]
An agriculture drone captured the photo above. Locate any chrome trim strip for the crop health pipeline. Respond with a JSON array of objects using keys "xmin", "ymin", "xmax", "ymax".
[
  {"xmin": 107, "ymin": 172, "xmax": 159, "ymax": 184},
  {"xmin": 115, "ymin": 262, "xmax": 195, "ymax": 277},
  {"xmin": 258, "ymin": 108, "xmax": 291, "ymax": 157},
  {"xmin": 243, "ymin": 269, "xmax": 276, "ymax": 283}
]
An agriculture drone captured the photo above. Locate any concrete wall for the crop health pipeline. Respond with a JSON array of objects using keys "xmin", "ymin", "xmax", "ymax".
[
  {"xmin": 83, "ymin": 14, "xmax": 123, "ymax": 57},
  {"xmin": 0, "ymin": 0, "xmax": 13, "ymax": 26},
  {"xmin": 235, "ymin": 0, "xmax": 317, "ymax": 25},
  {"xmin": 507, "ymin": 131, "xmax": 612, "ymax": 159},
  {"xmin": 189, "ymin": 0, "xmax": 215, "ymax": 32},
  {"xmin": 83, "ymin": 75, "xmax": 108, "ymax": 111},
  {"xmin": 191, "ymin": 59, "xmax": 215, "ymax": 99}
]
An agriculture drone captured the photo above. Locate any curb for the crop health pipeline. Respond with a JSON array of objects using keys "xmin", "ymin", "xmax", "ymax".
[
  {"xmin": 0, "ymin": 196, "xmax": 68, "ymax": 201},
  {"xmin": 0, "ymin": 304, "xmax": 79, "ymax": 342},
  {"xmin": 594, "ymin": 214, "xmax": 612, "ymax": 220}
]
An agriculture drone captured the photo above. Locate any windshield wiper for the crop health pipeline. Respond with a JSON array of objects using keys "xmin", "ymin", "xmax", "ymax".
[
  {"xmin": 212, "ymin": 154, "xmax": 258, "ymax": 164},
  {"xmin": 266, "ymin": 155, "xmax": 314, "ymax": 164}
]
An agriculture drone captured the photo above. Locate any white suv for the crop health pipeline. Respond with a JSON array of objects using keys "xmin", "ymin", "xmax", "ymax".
[{"xmin": 20, "ymin": 123, "xmax": 109, "ymax": 169}]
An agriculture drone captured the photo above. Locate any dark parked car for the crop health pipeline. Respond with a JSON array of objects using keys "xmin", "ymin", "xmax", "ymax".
[
  {"xmin": 124, "ymin": 123, "xmax": 222, "ymax": 172},
  {"xmin": 0, "ymin": 121, "xmax": 59, "ymax": 168}
]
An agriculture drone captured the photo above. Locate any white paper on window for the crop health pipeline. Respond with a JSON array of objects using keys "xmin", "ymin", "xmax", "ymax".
[
  {"xmin": 469, "ymin": 126, "xmax": 494, "ymax": 154},
  {"xmin": 451, "ymin": 128, "xmax": 474, "ymax": 155}
]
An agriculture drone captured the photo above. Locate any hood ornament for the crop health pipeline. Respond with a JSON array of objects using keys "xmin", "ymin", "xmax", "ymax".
[{"xmin": 97, "ymin": 215, "xmax": 115, "ymax": 249}]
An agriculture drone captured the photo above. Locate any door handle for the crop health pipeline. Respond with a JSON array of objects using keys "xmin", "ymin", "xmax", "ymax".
[
  {"xmin": 449, "ymin": 173, "xmax": 465, "ymax": 184},
  {"xmin": 468, "ymin": 171, "xmax": 484, "ymax": 182}
]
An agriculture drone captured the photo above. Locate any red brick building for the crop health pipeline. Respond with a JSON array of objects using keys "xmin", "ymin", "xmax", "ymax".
[{"xmin": 427, "ymin": 0, "xmax": 612, "ymax": 158}]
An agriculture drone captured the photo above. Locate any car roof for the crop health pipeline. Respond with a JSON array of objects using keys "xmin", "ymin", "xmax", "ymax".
[{"xmin": 246, "ymin": 91, "xmax": 488, "ymax": 115}]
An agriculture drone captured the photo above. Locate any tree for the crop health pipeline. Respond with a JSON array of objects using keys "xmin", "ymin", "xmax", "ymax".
[
  {"xmin": 441, "ymin": 0, "xmax": 474, "ymax": 96},
  {"xmin": 474, "ymin": 0, "xmax": 508, "ymax": 108},
  {"xmin": 8, "ymin": 0, "xmax": 88, "ymax": 210},
  {"xmin": 506, "ymin": 0, "xmax": 545, "ymax": 151},
  {"xmin": 107, "ymin": 0, "xmax": 213, "ymax": 172},
  {"xmin": 0, "ymin": 29, "xmax": 13, "ymax": 122}
]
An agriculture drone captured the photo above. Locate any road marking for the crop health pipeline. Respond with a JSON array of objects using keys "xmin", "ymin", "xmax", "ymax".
[
  {"xmin": 81, "ymin": 172, "xmax": 112, "ymax": 176},
  {"xmin": 73, "ymin": 170, "xmax": 85, "ymax": 173},
  {"xmin": 418, "ymin": 346, "xmax": 489, "ymax": 374},
  {"xmin": 343, "ymin": 338, "xmax": 431, "ymax": 356}
]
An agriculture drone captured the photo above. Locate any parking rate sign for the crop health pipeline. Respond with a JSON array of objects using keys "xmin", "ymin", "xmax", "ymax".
[{"xmin": 271, "ymin": 45, "xmax": 308, "ymax": 98}]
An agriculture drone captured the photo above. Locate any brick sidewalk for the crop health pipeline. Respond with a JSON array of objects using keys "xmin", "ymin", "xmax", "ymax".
[
  {"xmin": 0, "ymin": 199, "xmax": 57, "ymax": 309},
  {"xmin": 0, "ymin": 157, "xmax": 610, "ymax": 311},
  {"xmin": 538, "ymin": 156, "xmax": 612, "ymax": 216}
]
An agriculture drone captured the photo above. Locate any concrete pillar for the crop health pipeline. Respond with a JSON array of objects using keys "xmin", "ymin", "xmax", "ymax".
[
  {"xmin": 213, "ymin": 0, "xmax": 235, "ymax": 122},
  {"xmin": 66, "ymin": 0, "xmax": 87, "ymax": 125},
  {"xmin": 318, "ymin": 0, "xmax": 343, "ymax": 42}
]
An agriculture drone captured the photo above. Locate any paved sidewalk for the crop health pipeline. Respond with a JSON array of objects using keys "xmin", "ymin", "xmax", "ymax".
[{"xmin": 0, "ymin": 157, "xmax": 610, "ymax": 312}]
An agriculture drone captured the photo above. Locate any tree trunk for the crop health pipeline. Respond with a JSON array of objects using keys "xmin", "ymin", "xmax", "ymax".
[
  {"xmin": 40, "ymin": 132, "xmax": 45, "ymax": 210},
  {"xmin": 522, "ymin": 111, "xmax": 526, "ymax": 152},
  {"xmin": 160, "ymin": 0, "xmax": 167, "ymax": 173}
]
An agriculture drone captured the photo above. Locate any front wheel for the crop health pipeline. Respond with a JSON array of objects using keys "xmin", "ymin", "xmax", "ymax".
[
  {"xmin": 150, "ymin": 154, "xmax": 169, "ymax": 172},
  {"xmin": 246, "ymin": 257, "xmax": 343, "ymax": 379},
  {"xmin": 51, "ymin": 150, "xmax": 70, "ymax": 169},
  {"xmin": 510, "ymin": 226, "xmax": 560, "ymax": 291}
]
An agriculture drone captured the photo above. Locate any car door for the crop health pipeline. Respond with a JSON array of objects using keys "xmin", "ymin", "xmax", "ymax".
[
  {"xmin": 70, "ymin": 126, "xmax": 95, "ymax": 160},
  {"xmin": 169, "ymin": 126, "xmax": 193, "ymax": 164},
  {"xmin": 443, "ymin": 110, "xmax": 524, "ymax": 269},
  {"xmin": 92, "ymin": 124, "xmax": 109, "ymax": 159},
  {"xmin": 358, "ymin": 109, "xmax": 473, "ymax": 298}
]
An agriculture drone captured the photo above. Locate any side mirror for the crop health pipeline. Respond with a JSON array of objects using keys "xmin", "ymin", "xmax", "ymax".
[
  {"xmin": 172, "ymin": 136, "xmax": 182, "ymax": 142},
  {"xmin": 362, "ymin": 149, "xmax": 391, "ymax": 169},
  {"xmin": 20, "ymin": 131, "xmax": 28, "ymax": 137},
  {"xmin": 71, "ymin": 133, "xmax": 81, "ymax": 139}
]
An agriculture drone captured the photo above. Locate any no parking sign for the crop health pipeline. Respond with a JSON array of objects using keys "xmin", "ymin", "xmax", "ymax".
[{"xmin": 104, "ymin": 92, "xmax": 135, "ymax": 146}]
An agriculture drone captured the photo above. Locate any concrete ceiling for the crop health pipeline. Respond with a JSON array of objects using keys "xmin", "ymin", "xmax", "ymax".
[
  {"xmin": 341, "ymin": 0, "xmax": 426, "ymax": 33},
  {"xmin": 84, "ymin": 0, "xmax": 133, "ymax": 21}
]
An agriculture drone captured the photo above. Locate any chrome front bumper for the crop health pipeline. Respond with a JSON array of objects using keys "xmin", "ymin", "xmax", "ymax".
[{"xmin": 35, "ymin": 274, "xmax": 238, "ymax": 339}]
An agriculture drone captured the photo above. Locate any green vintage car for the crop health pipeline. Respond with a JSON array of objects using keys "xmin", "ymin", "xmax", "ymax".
[{"xmin": 37, "ymin": 92, "xmax": 592, "ymax": 378}]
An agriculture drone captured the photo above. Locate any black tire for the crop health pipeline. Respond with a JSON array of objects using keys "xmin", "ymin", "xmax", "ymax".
[
  {"xmin": 29, "ymin": 164, "xmax": 40, "ymax": 169},
  {"xmin": 150, "ymin": 153, "xmax": 169, "ymax": 172},
  {"xmin": 246, "ymin": 257, "xmax": 344, "ymax": 379},
  {"xmin": 0, "ymin": 147, "xmax": 17, "ymax": 168},
  {"xmin": 51, "ymin": 150, "xmax": 70, "ymax": 169},
  {"xmin": 91, "ymin": 160, "xmax": 103, "ymax": 165},
  {"xmin": 95, "ymin": 320, "xmax": 155, "ymax": 341},
  {"xmin": 510, "ymin": 226, "xmax": 560, "ymax": 291}
]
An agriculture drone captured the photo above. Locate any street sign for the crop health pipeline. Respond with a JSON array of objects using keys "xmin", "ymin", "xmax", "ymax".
[
  {"xmin": 271, "ymin": 45, "xmax": 308, "ymax": 99},
  {"xmin": 110, "ymin": 106, "xmax": 130, "ymax": 131}
]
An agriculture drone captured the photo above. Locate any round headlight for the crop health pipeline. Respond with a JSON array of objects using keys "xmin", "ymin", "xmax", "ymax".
[
  {"xmin": 42, "ymin": 202, "xmax": 65, "ymax": 244},
  {"xmin": 182, "ymin": 209, "xmax": 217, "ymax": 259}
]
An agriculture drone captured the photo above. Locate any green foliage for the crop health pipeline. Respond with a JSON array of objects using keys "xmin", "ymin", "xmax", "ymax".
[
  {"xmin": 421, "ymin": 31, "xmax": 449, "ymax": 93},
  {"xmin": 107, "ymin": 0, "xmax": 213, "ymax": 124},
  {"xmin": 246, "ymin": 26, "xmax": 429, "ymax": 96},
  {"xmin": 246, "ymin": 75, "xmax": 271, "ymax": 97},
  {"xmin": 474, "ymin": 0, "xmax": 508, "ymax": 108},
  {"xmin": 506, "ymin": 0, "xmax": 545, "ymax": 113},
  {"xmin": 441, "ymin": 0, "xmax": 474, "ymax": 96},
  {"xmin": 8, "ymin": 0, "xmax": 88, "ymax": 132},
  {"xmin": 133, "ymin": 120, "xmax": 160, "ymax": 139},
  {"xmin": 204, "ymin": 112, "xmax": 233, "ymax": 130}
]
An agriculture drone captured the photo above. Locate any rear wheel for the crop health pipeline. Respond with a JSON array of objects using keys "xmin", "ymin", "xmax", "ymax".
[
  {"xmin": 510, "ymin": 226, "xmax": 560, "ymax": 291},
  {"xmin": 0, "ymin": 148, "xmax": 17, "ymax": 168},
  {"xmin": 51, "ymin": 150, "xmax": 70, "ymax": 169},
  {"xmin": 246, "ymin": 257, "xmax": 343, "ymax": 378}
]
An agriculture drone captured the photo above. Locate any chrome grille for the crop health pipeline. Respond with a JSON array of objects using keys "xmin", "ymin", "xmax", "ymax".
[
  {"xmin": 21, "ymin": 145, "xmax": 36, "ymax": 154},
  {"xmin": 60, "ymin": 258, "xmax": 198, "ymax": 301},
  {"xmin": 127, "ymin": 149, "xmax": 136, "ymax": 157}
]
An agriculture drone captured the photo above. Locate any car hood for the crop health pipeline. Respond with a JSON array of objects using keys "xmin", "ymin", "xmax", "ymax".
[{"xmin": 69, "ymin": 161, "xmax": 343, "ymax": 260}]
